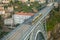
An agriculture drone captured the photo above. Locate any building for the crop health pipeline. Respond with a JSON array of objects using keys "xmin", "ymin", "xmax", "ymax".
[
  {"xmin": 4, "ymin": 12, "xmax": 11, "ymax": 18},
  {"xmin": 4, "ymin": 12, "xmax": 34, "ymax": 25},
  {"xmin": 13, "ymin": 0, "xmax": 46, "ymax": 3},
  {"xmin": 0, "ymin": 10, "xmax": 5, "ymax": 15},
  {"xmin": 54, "ymin": 2, "xmax": 58, "ymax": 8},
  {"xmin": 18, "ymin": 0, "xmax": 39, "ymax": 2},
  {"xmin": 13, "ymin": 12, "xmax": 34, "ymax": 24},
  {"xmin": 0, "ymin": 7, "xmax": 5, "ymax": 15},
  {"xmin": 30, "ymin": 0, "xmax": 35, "ymax": 2},
  {"xmin": 7, "ymin": 6, "xmax": 14, "ymax": 12},
  {"xmin": 2, "ymin": 0, "xmax": 11, "ymax": 4},
  {"xmin": 0, "ymin": 6, "xmax": 4, "ymax": 10},
  {"xmin": 39, "ymin": 0, "xmax": 46, "ymax": 3},
  {"xmin": 48, "ymin": 0, "xmax": 54, "ymax": 3},
  {"xmin": 4, "ymin": 18, "xmax": 16, "ymax": 29},
  {"xmin": 0, "ymin": 0, "xmax": 2, "ymax": 2},
  {"xmin": 4, "ymin": 18, "xmax": 13, "ymax": 25},
  {"xmin": 0, "ymin": 4, "xmax": 4, "ymax": 6}
]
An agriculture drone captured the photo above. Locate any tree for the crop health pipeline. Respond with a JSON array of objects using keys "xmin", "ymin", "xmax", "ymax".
[
  {"xmin": 21, "ymin": 4, "xmax": 33, "ymax": 12},
  {"xmin": 14, "ymin": 1, "xmax": 42, "ymax": 12},
  {"xmin": 30, "ymin": 1, "xmax": 41, "ymax": 12},
  {"xmin": 4, "ymin": 5, "xmax": 8, "ymax": 9},
  {"xmin": 0, "ymin": 15, "xmax": 4, "ymax": 29}
]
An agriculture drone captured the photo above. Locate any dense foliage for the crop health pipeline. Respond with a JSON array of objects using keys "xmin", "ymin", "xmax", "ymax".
[
  {"xmin": 0, "ymin": 15, "xmax": 3, "ymax": 29},
  {"xmin": 0, "ymin": 32, "xmax": 9, "ymax": 39},
  {"xmin": 47, "ymin": 8, "xmax": 60, "ymax": 31},
  {"xmin": 9, "ymin": 1, "xmax": 43, "ymax": 12}
]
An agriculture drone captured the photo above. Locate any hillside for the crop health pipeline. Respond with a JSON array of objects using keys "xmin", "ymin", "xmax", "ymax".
[{"xmin": 47, "ymin": 7, "xmax": 60, "ymax": 40}]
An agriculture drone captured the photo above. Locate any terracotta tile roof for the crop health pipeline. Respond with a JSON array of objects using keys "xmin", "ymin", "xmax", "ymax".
[
  {"xmin": 0, "ymin": 7, "xmax": 4, "ymax": 10},
  {"xmin": 16, "ymin": 12, "xmax": 34, "ymax": 16}
]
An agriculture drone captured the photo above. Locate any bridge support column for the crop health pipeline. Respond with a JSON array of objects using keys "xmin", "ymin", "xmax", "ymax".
[{"xmin": 27, "ymin": 22, "xmax": 47, "ymax": 40}]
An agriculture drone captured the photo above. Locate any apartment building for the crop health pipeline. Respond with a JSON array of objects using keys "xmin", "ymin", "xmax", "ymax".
[
  {"xmin": 2, "ymin": 0, "xmax": 11, "ymax": 4},
  {"xmin": 39, "ymin": 0, "xmax": 46, "ymax": 3},
  {"xmin": 0, "ymin": 7, "xmax": 5, "ymax": 15},
  {"xmin": 30, "ymin": 0, "xmax": 35, "ymax": 2},
  {"xmin": 13, "ymin": 12, "xmax": 34, "ymax": 24}
]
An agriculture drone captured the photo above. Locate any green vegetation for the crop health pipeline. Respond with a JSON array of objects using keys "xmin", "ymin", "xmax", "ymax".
[
  {"xmin": 0, "ymin": 15, "xmax": 3, "ymax": 29},
  {"xmin": 14, "ymin": 1, "xmax": 40, "ymax": 12},
  {"xmin": 47, "ymin": 8, "xmax": 60, "ymax": 31},
  {"xmin": 9, "ymin": 1, "xmax": 45, "ymax": 12},
  {"xmin": 0, "ymin": 15, "xmax": 9, "ymax": 38},
  {"xmin": 0, "ymin": 32, "xmax": 9, "ymax": 39}
]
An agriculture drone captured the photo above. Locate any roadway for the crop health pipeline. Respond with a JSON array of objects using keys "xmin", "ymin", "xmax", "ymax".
[{"xmin": 1, "ymin": 3, "xmax": 54, "ymax": 40}]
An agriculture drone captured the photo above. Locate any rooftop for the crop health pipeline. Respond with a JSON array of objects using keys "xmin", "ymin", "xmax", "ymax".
[
  {"xmin": 16, "ymin": 12, "xmax": 34, "ymax": 16},
  {"xmin": 0, "ymin": 7, "xmax": 4, "ymax": 10}
]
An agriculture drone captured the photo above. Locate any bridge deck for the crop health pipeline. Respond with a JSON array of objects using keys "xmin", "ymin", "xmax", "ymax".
[{"xmin": 1, "ymin": 3, "xmax": 54, "ymax": 40}]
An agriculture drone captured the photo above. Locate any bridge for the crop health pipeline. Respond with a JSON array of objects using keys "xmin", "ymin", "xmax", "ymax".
[{"xmin": 1, "ymin": 1, "xmax": 55, "ymax": 40}]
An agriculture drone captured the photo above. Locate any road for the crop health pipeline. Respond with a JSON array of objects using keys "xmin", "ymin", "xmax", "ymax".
[{"xmin": 1, "ymin": 3, "xmax": 54, "ymax": 40}]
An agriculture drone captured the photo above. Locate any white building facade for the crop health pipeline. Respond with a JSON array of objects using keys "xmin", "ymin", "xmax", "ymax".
[{"xmin": 13, "ymin": 12, "xmax": 34, "ymax": 24}]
